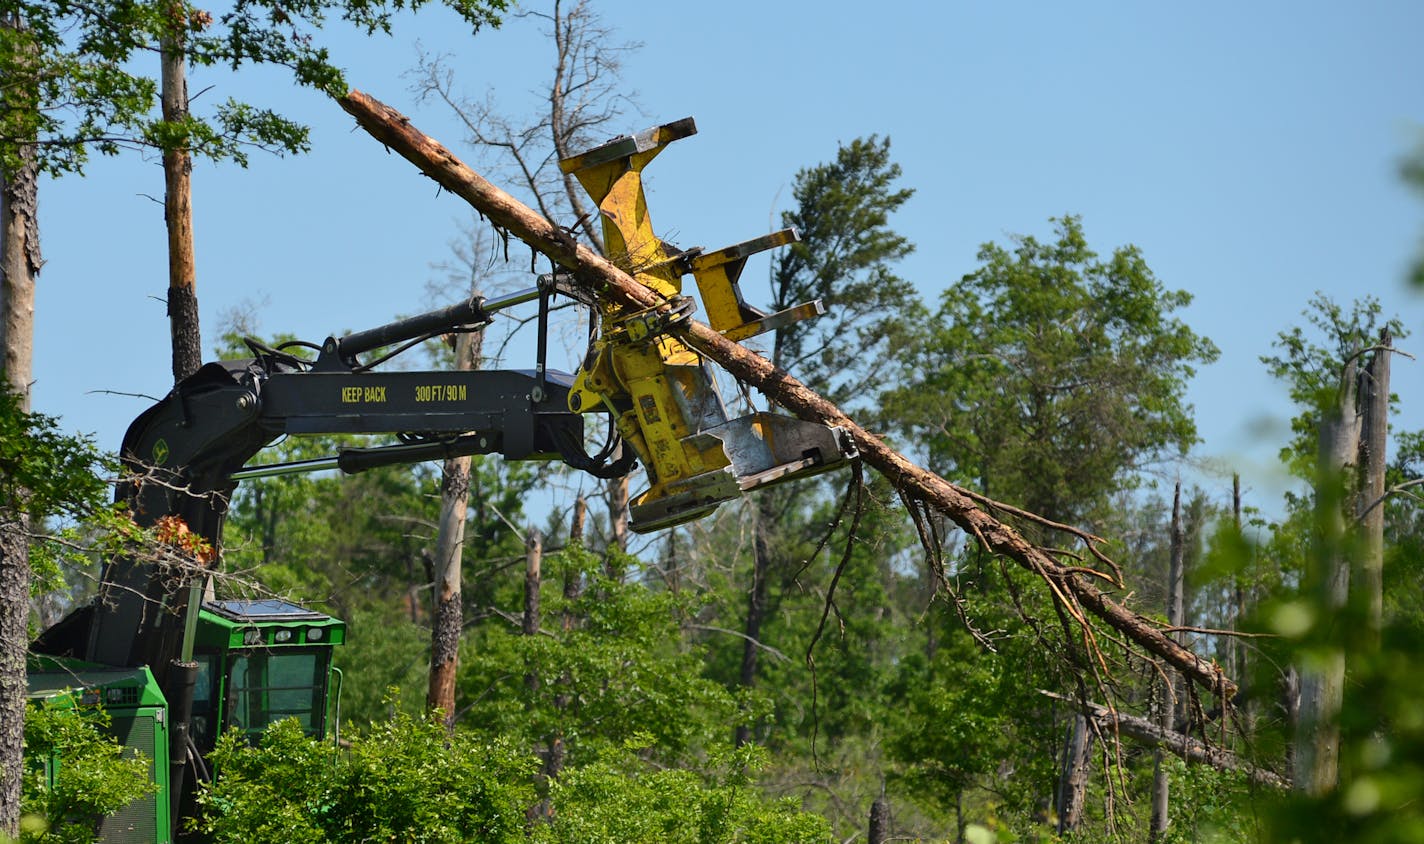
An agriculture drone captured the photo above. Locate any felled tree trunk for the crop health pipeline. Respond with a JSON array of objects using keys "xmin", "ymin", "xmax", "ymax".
[
  {"xmin": 1041, "ymin": 691, "xmax": 1287, "ymax": 789},
  {"xmin": 336, "ymin": 88, "xmax": 1238, "ymax": 703}
]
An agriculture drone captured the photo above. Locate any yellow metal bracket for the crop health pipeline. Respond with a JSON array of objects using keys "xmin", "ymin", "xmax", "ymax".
[{"xmin": 678, "ymin": 230, "xmax": 827, "ymax": 341}]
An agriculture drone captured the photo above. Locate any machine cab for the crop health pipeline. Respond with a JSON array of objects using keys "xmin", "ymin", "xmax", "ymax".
[{"xmin": 190, "ymin": 599, "xmax": 345, "ymax": 752}]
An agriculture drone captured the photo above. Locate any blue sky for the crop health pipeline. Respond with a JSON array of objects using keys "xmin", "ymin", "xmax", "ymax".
[{"xmin": 30, "ymin": 1, "xmax": 1424, "ymax": 520}]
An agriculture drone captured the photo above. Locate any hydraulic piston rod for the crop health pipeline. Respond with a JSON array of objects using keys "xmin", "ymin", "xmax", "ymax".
[{"xmin": 323, "ymin": 286, "xmax": 542, "ymax": 365}]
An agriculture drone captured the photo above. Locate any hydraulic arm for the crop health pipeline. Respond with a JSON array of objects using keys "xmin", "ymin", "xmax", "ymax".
[
  {"xmin": 35, "ymin": 288, "xmax": 603, "ymax": 832},
  {"xmin": 32, "ymin": 114, "xmax": 858, "ymax": 840}
]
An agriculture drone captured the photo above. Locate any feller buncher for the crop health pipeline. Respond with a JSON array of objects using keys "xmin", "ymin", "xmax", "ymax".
[{"xmin": 26, "ymin": 119, "xmax": 854, "ymax": 842}]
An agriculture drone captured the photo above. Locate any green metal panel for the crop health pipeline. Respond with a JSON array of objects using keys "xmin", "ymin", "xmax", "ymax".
[
  {"xmin": 26, "ymin": 656, "xmax": 167, "ymax": 709},
  {"xmin": 195, "ymin": 600, "xmax": 346, "ymax": 650},
  {"xmin": 97, "ymin": 709, "xmax": 171, "ymax": 844},
  {"xmin": 25, "ymin": 658, "xmax": 172, "ymax": 843}
]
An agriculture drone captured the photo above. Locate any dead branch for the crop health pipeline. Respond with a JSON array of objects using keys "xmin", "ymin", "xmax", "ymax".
[
  {"xmin": 335, "ymin": 88, "xmax": 1240, "ymax": 702},
  {"xmin": 1039, "ymin": 690, "xmax": 1287, "ymax": 789}
]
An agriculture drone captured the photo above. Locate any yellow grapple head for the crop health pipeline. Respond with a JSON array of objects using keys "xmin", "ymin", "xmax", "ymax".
[{"xmin": 560, "ymin": 119, "xmax": 855, "ymax": 532}]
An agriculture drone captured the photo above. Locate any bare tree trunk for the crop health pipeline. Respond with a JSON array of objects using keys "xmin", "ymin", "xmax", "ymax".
[
  {"xmin": 734, "ymin": 502, "xmax": 773, "ymax": 747},
  {"xmin": 161, "ymin": 13, "xmax": 200, "ymax": 382},
  {"xmin": 0, "ymin": 114, "xmax": 38, "ymax": 405},
  {"xmin": 0, "ymin": 511, "xmax": 26, "ymax": 839},
  {"xmin": 524, "ymin": 528, "xmax": 542, "ymax": 694},
  {"xmin": 568, "ymin": 495, "xmax": 587, "ymax": 548},
  {"xmin": 337, "ymin": 89, "xmax": 1240, "ymax": 701},
  {"xmin": 523, "ymin": 526, "xmax": 548, "ymax": 821},
  {"xmin": 1151, "ymin": 481, "xmax": 1186, "ymax": 841},
  {"xmin": 605, "ymin": 475, "xmax": 629, "ymax": 567},
  {"xmin": 1356, "ymin": 331, "xmax": 1390, "ymax": 645},
  {"xmin": 540, "ymin": 498, "xmax": 587, "ymax": 789},
  {"xmin": 1294, "ymin": 358, "xmax": 1360, "ymax": 794},
  {"xmin": 1056, "ymin": 713, "xmax": 1091, "ymax": 832},
  {"xmin": 0, "ymin": 96, "xmax": 40, "ymax": 836},
  {"xmin": 868, "ymin": 794, "xmax": 890, "ymax": 844},
  {"xmin": 426, "ymin": 328, "xmax": 483, "ymax": 725},
  {"xmin": 1231, "ymin": 474, "xmax": 1246, "ymax": 683}
]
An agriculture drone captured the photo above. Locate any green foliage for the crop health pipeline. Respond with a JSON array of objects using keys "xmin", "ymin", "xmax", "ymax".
[
  {"xmin": 0, "ymin": 382, "xmax": 131, "ymax": 602},
  {"xmin": 772, "ymin": 135, "xmax": 917, "ymax": 405},
  {"xmin": 196, "ymin": 717, "xmax": 831, "ymax": 844},
  {"xmin": 19, "ymin": 704, "xmax": 156, "ymax": 843},
  {"xmin": 0, "ymin": 386, "xmax": 110, "ymax": 523},
  {"xmin": 1242, "ymin": 536, "xmax": 1424, "ymax": 843},
  {"xmin": 332, "ymin": 612, "xmax": 430, "ymax": 723},
  {"xmin": 534, "ymin": 743, "xmax": 832, "ymax": 843},
  {"xmin": 889, "ymin": 215, "xmax": 1218, "ymax": 523},
  {"xmin": 197, "ymin": 715, "xmax": 534, "ymax": 843},
  {"xmin": 0, "ymin": 0, "xmax": 507, "ymax": 177},
  {"xmin": 1260, "ymin": 292, "xmax": 1407, "ymax": 478},
  {"xmin": 458, "ymin": 545, "xmax": 742, "ymax": 766}
]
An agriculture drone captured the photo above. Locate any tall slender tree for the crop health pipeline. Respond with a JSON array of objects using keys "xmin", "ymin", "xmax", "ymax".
[
  {"xmin": 734, "ymin": 136, "xmax": 914, "ymax": 746},
  {"xmin": 0, "ymin": 14, "xmax": 42, "ymax": 831},
  {"xmin": 1263, "ymin": 295, "xmax": 1407, "ymax": 794},
  {"xmin": 427, "ymin": 324, "xmax": 484, "ymax": 723},
  {"xmin": 160, "ymin": 6, "xmax": 200, "ymax": 381}
]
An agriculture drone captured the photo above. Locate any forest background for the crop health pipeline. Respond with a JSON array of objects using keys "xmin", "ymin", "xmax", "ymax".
[{"xmin": 5, "ymin": 0, "xmax": 1424, "ymax": 842}]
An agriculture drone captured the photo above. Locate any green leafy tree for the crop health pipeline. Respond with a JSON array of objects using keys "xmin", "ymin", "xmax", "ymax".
[
  {"xmin": 1260, "ymin": 293, "xmax": 1406, "ymax": 481},
  {"xmin": 0, "ymin": 0, "xmax": 507, "ymax": 176},
  {"xmin": 888, "ymin": 215, "xmax": 1218, "ymax": 524},
  {"xmin": 457, "ymin": 546, "xmax": 741, "ymax": 766},
  {"xmin": 730, "ymin": 135, "xmax": 915, "ymax": 757},
  {"xmin": 882, "ymin": 216, "xmax": 1218, "ymax": 834},
  {"xmin": 770, "ymin": 135, "xmax": 916, "ymax": 407},
  {"xmin": 1248, "ymin": 293, "xmax": 1423, "ymax": 835}
]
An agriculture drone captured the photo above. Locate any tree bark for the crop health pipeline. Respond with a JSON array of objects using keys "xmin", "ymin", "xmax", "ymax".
[
  {"xmin": 0, "ymin": 511, "xmax": 27, "ymax": 839},
  {"xmin": 162, "ymin": 14, "xmax": 201, "ymax": 382},
  {"xmin": 426, "ymin": 328, "xmax": 482, "ymax": 725},
  {"xmin": 542, "ymin": 498, "xmax": 586, "ymax": 788},
  {"xmin": 0, "ymin": 85, "xmax": 39, "ymax": 836},
  {"xmin": 335, "ymin": 89, "xmax": 1240, "ymax": 702},
  {"xmin": 1231, "ymin": 473, "xmax": 1246, "ymax": 693},
  {"xmin": 734, "ymin": 501, "xmax": 773, "ymax": 748},
  {"xmin": 605, "ymin": 476, "xmax": 629, "ymax": 567},
  {"xmin": 1055, "ymin": 712, "xmax": 1091, "ymax": 833},
  {"xmin": 0, "ymin": 129, "xmax": 38, "ymax": 403},
  {"xmin": 1294, "ymin": 357, "xmax": 1360, "ymax": 794},
  {"xmin": 868, "ymin": 795, "xmax": 890, "ymax": 844},
  {"xmin": 524, "ymin": 527, "xmax": 542, "ymax": 693},
  {"xmin": 1356, "ymin": 332, "xmax": 1390, "ymax": 644},
  {"xmin": 1151, "ymin": 481, "xmax": 1186, "ymax": 841}
]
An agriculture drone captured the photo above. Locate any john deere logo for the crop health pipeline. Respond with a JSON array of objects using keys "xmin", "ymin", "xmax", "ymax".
[{"xmin": 152, "ymin": 439, "xmax": 170, "ymax": 466}]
